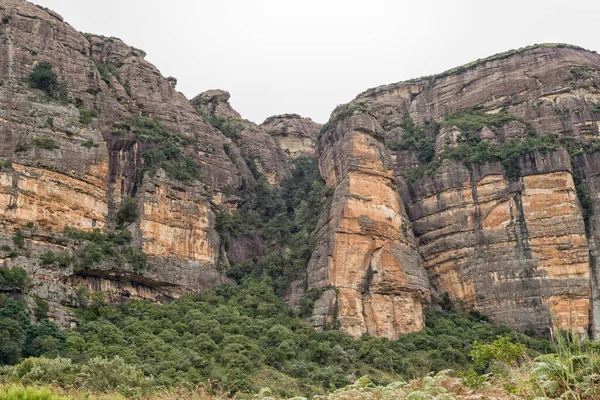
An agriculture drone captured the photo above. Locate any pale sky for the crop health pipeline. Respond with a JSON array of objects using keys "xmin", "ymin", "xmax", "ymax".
[{"xmin": 33, "ymin": 0, "xmax": 600, "ymax": 124}]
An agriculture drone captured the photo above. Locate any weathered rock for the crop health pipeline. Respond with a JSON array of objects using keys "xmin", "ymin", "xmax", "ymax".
[
  {"xmin": 192, "ymin": 90, "xmax": 292, "ymax": 184},
  {"xmin": 335, "ymin": 45, "xmax": 600, "ymax": 336},
  {"xmin": 261, "ymin": 114, "xmax": 321, "ymax": 158},
  {"xmin": 307, "ymin": 112, "xmax": 430, "ymax": 339},
  {"xmin": 0, "ymin": 0, "xmax": 243, "ymax": 310}
]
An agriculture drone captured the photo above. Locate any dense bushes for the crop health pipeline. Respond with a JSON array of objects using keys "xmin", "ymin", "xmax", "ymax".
[
  {"xmin": 386, "ymin": 116, "xmax": 436, "ymax": 163},
  {"xmin": 217, "ymin": 157, "xmax": 330, "ymax": 295},
  {"xmin": 10, "ymin": 280, "xmax": 544, "ymax": 396},
  {"xmin": 0, "ymin": 276, "xmax": 552, "ymax": 397},
  {"xmin": 0, "ymin": 297, "xmax": 65, "ymax": 366},
  {"xmin": 0, "ymin": 268, "xmax": 28, "ymax": 291}
]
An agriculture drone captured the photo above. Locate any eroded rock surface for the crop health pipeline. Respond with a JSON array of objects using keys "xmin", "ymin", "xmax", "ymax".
[
  {"xmin": 261, "ymin": 114, "xmax": 321, "ymax": 158},
  {"xmin": 307, "ymin": 45, "xmax": 600, "ymax": 337},
  {"xmin": 307, "ymin": 113, "xmax": 430, "ymax": 339}
]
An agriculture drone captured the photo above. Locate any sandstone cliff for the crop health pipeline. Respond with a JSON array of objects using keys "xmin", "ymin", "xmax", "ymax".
[
  {"xmin": 0, "ymin": 0, "xmax": 291, "ymax": 325},
  {"xmin": 306, "ymin": 44, "xmax": 600, "ymax": 338},
  {"xmin": 307, "ymin": 112, "xmax": 430, "ymax": 339},
  {"xmin": 3, "ymin": 0, "xmax": 600, "ymax": 342}
]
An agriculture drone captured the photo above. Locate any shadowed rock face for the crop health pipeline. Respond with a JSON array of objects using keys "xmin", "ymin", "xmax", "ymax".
[{"xmin": 306, "ymin": 45, "xmax": 600, "ymax": 338}]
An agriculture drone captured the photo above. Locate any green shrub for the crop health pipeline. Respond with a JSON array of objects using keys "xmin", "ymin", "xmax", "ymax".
[
  {"xmin": 32, "ymin": 296, "xmax": 49, "ymax": 320},
  {"xmin": 79, "ymin": 356, "xmax": 151, "ymax": 394},
  {"xmin": 95, "ymin": 62, "xmax": 119, "ymax": 85},
  {"xmin": 217, "ymin": 157, "xmax": 330, "ymax": 295},
  {"xmin": 0, "ymin": 159, "xmax": 12, "ymax": 170},
  {"xmin": 40, "ymin": 251, "xmax": 72, "ymax": 269},
  {"xmin": 27, "ymin": 62, "xmax": 57, "ymax": 96},
  {"xmin": 27, "ymin": 62, "xmax": 67, "ymax": 101},
  {"xmin": 115, "ymin": 117, "xmax": 201, "ymax": 183},
  {"xmin": 60, "ymin": 227, "xmax": 146, "ymax": 274},
  {"xmin": 0, "ymin": 268, "xmax": 27, "ymax": 291},
  {"xmin": 79, "ymin": 139, "xmax": 98, "ymax": 148},
  {"xmin": 115, "ymin": 197, "xmax": 137, "ymax": 229},
  {"xmin": 32, "ymin": 137, "xmax": 59, "ymax": 150},
  {"xmin": 15, "ymin": 357, "xmax": 78, "ymax": 386},
  {"xmin": 0, "ymin": 385, "xmax": 67, "ymax": 400},
  {"xmin": 78, "ymin": 108, "xmax": 98, "ymax": 125},
  {"xmin": 470, "ymin": 336, "xmax": 527, "ymax": 371},
  {"xmin": 46, "ymin": 117, "xmax": 54, "ymax": 128},
  {"xmin": 391, "ymin": 115, "xmax": 436, "ymax": 163}
]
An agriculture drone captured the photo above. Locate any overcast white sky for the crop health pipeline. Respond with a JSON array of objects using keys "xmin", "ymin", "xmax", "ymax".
[{"xmin": 33, "ymin": 0, "xmax": 600, "ymax": 124}]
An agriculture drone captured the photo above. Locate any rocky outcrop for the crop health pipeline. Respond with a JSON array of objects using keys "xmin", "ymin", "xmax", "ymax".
[
  {"xmin": 261, "ymin": 114, "xmax": 321, "ymax": 158},
  {"xmin": 307, "ymin": 112, "xmax": 430, "ymax": 339},
  {"xmin": 0, "ymin": 0, "xmax": 245, "ymax": 324},
  {"xmin": 399, "ymin": 151, "xmax": 589, "ymax": 335},
  {"xmin": 309, "ymin": 44, "xmax": 600, "ymax": 337},
  {"xmin": 192, "ymin": 90, "xmax": 291, "ymax": 184},
  {"xmin": 355, "ymin": 45, "xmax": 600, "ymax": 140}
]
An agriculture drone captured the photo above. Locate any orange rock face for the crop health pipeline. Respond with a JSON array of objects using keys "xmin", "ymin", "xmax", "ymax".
[
  {"xmin": 308, "ymin": 114, "xmax": 429, "ymax": 339},
  {"xmin": 402, "ymin": 152, "xmax": 590, "ymax": 335}
]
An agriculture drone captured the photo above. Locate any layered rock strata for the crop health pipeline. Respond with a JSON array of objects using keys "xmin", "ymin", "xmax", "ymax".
[
  {"xmin": 306, "ymin": 45, "xmax": 600, "ymax": 337},
  {"xmin": 307, "ymin": 113, "xmax": 430, "ymax": 339}
]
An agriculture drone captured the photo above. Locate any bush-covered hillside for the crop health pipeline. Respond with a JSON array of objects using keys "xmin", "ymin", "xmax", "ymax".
[{"xmin": 0, "ymin": 279, "xmax": 551, "ymax": 398}]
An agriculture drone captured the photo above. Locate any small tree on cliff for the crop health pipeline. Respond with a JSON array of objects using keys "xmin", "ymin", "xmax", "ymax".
[{"xmin": 28, "ymin": 62, "xmax": 67, "ymax": 101}]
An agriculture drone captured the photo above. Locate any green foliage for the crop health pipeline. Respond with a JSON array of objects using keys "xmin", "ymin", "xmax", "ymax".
[
  {"xmin": 27, "ymin": 62, "xmax": 67, "ymax": 101},
  {"xmin": 39, "ymin": 251, "xmax": 72, "ymax": 269},
  {"xmin": 0, "ymin": 159, "xmax": 12, "ymax": 170},
  {"xmin": 0, "ymin": 385, "xmax": 67, "ymax": 400},
  {"xmin": 200, "ymin": 113, "xmax": 245, "ymax": 140},
  {"xmin": 79, "ymin": 139, "xmax": 98, "ymax": 149},
  {"xmin": 10, "ymin": 356, "xmax": 149, "ymax": 396},
  {"xmin": 592, "ymin": 103, "xmax": 600, "ymax": 113},
  {"xmin": 61, "ymin": 228, "xmax": 147, "ymax": 274},
  {"xmin": 5, "ymin": 280, "xmax": 542, "ymax": 397},
  {"xmin": 458, "ymin": 368, "xmax": 489, "ymax": 389},
  {"xmin": 118, "ymin": 117, "xmax": 201, "ymax": 183},
  {"xmin": 95, "ymin": 62, "xmax": 119, "ymax": 85},
  {"xmin": 217, "ymin": 157, "xmax": 330, "ymax": 294},
  {"xmin": 27, "ymin": 62, "xmax": 56, "ymax": 96},
  {"xmin": 0, "ymin": 279, "xmax": 553, "ymax": 397},
  {"xmin": 401, "ymin": 109, "xmax": 558, "ymax": 184},
  {"xmin": 78, "ymin": 108, "xmax": 98, "ymax": 125},
  {"xmin": 470, "ymin": 336, "xmax": 527, "ymax": 371},
  {"xmin": 441, "ymin": 109, "xmax": 518, "ymax": 136},
  {"xmin": 31, "ymin": 137, "xmax": 59, "ymax": 150},
  {"xmin": 0, "ymin": 268, "xmax": 27, "ymax": 291},
  {"xmin": 32, "ymin": 296, "xmax": 49, "ymax": 321},
  {"xmin": 46, "ymin": 117, "xmax": 54, "ymax": 128},
  {"xmin": 0, "ymin": 298, "xmax": 66, "ymax": 366},
  {"xmin": 115, "ymin": 197, "xmax": 137, "ymax": 229},
  {"xmin": 388, "ymin": 115, "xmax": 436, "ymax": 163}
]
